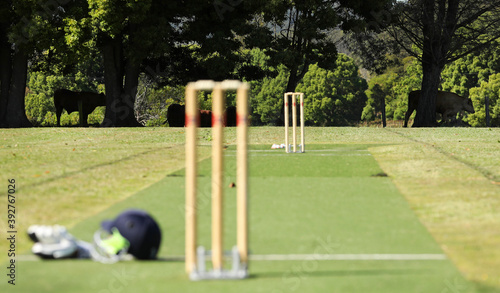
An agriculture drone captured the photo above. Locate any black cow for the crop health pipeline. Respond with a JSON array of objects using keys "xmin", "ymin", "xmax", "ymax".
[
  {"xmin": 166, "ymin": 103, "xmax": 237, "ymax": 127},
  {"xmin": 54, "ymin": 89, "xmax": 106, "ymax": 126},
  {"xmin": 224, "ymin": 106, "xmax": 237, "ymax": 127},
  {"xmin": 166, "ymin": 104, "xmax": 186, "ymax": 127},
  {"xmin": 199, "ymin": 110, "xmax": 212, "ymax": 127}
]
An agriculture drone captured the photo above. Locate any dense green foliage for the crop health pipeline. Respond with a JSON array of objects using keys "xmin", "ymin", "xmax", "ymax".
[
  {"xmin": 24, "ymin": 53, "xmax": 105, "ymax": 127},
  {"xmin": 468, "ymin": 74, "xmax": 500, "ymax": 127},
  {"xmin": 297, "ymin": 55, "xmax": 367, "ymax": 126},
  {"xmin": 25, "ymin": 70, "xmax": 104, "ymax": 126},
  {"xmin": 250, "ymin": 54, "xmax": 368, "ymax": 126},
  {"xmin": 25, "ymin": 46, "xmax": 500, "ymax": 127},
  {"xmin": 251, "ymin": 66, "xmax": 289, "ymax": 125},
  {"xmin": 362, "ymin": 57, "xmax": 422, "ymax": 123},
  {"xmin": 441, "ymin": 44, "xmax": 500, "ymax": 126}
]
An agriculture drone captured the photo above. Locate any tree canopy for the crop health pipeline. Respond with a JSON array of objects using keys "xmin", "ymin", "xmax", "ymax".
[{"xmin": 1, "ymin": 0, "xmax": 499, "ymax": 128}]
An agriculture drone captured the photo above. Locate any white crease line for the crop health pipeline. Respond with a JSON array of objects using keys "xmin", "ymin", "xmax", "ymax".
[
  {"xmin": 226, "ymin": 149, "xmax": 369, "ymax": 153},
  {"xmin": 300, "ymin": 149, "xmax": 369, "ymax": 152},
  {"xmin": 225, "ymin": 153, "xmax": 372, "ymax": 157},
  {"xmin": 18, "ymin": 253, "xmax": 447, "ymax": 262}
]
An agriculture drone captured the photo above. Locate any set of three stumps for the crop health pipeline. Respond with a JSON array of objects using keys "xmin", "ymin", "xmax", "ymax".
[{"xmin": 184, "ymin": 80, "xmax": 305, "ymax": 280}]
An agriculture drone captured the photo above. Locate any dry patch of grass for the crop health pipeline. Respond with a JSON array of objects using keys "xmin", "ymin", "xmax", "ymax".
[{"xmin": 370, "ymin": 135, "xmax": 500, "ymax": 289}]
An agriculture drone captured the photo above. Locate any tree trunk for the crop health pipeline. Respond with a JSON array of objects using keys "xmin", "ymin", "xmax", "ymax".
[
  {"xmin": 280, "ymin": 64, "xmax": 308, "ymax": 126},
  {"xmin": 381, "ymin": 95, "xmax": 386, "ymax": 128},
  {"xmin": 122, "ymin": 58, "xmax": 141, "ymax": 126},
  {"xmin": 281, "ymin": 74, "xmax": 298, "ymax": 127},
  {"xmin": 101, "ymin": 37, "xmax": 123, "ymax": 127},
  {"xmin": 3, "ymin": 50, "xmax": 32, "ymax": 128},
  {"xmin": 412, "ymin": 0, "xmax": 458, "ymax": 127},
  {"xmin": 286, "ymin": 68, "xmax": 298, "ymax": 93},
  {"xmin": 413, "ymin": 61, "xmax": 441, "ymax": 127},
  {"xmin": 485, "ymin": 95, "xmax": 490, "ymax": 127},
  {"xmin": 0, "ymin": 43, "xmax": 11, "ymax": 127},
  {"xmin": 100, "ymin": 37, "xmax": 141, "ymax": 127}
]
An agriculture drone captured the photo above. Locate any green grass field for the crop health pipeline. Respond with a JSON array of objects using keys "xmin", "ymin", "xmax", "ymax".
[{"xmin": 0, "ymin": 127, "xmax": 499, "ymax": 293}]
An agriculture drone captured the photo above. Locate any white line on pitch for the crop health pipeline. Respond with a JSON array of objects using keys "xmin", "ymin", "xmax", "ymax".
[
  {"xmin": 17, "ymin": 253, "xmax": 447, "ymax": 262},
  {"xmin": 226, "ymin": 149, "xmax": 369, "ymax": 153},
  {"xmin": 224, "ymin": 154, "xmax": 372, "ymax": 157},
  {"xmin": 302, "ymin": 149, "xmax": 370, "ymax": 152},
  {"xmin": 248, "ymin": 254, "xmax": 447, "ymax": 261}
]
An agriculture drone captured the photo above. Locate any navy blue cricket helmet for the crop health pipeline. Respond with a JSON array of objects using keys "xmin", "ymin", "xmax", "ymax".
[{"xmin": 101, "ymin": 209, "xmax": 162, "ymax": 260}]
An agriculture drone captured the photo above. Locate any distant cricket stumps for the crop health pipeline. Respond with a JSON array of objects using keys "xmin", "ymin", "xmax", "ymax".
[
  {"xmin": 284, "ymin": 92, "xmax": 305, "ymax": 153},
  {"xmin": 185, "ymin": 80, "xmax": 250, "ymax": 280}
]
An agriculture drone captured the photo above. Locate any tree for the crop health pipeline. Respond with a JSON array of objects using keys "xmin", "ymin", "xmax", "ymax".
[
  {"xmin": 391, "ymin": 0, "xmax": 500, "ymax": 127},
  {"xmin": 296, "ymin": 54, "xmax": 367, "ymax": 126},
  {"xmin": 83, "ymin": 0, "xmax": 155, "ymax": 127},
  {"xmin": 79, "ymin": 0, "xmax": 262, "ymax": 127},
  {"xmin": 25, "ymin": 66, "xmax": 104, "ymax": 126},
  {"xmin": 1, "ymin": 0, "xmax": 95, "ymax": 128},
  {"xmin": 251, "ymin": 65, "xmax": 289, "ymax": 125},
  {"xmin": 362, "ymin": 74, "xmax": 398, "ymax": 124},
  {"xmin": 260, "ymin": 0, "xmax": 392, "ymax": 93},
  {"xmin": 441, "ymin": 41, "xmax": 500, "ymax": 95},
  {"xmin": 361, "ymin": 56, "xmax": 425, "ymax": 125},
  {"xmin": 256, "ymin": 0, "xmax": 392, "ymax": 125},
  {"xmin": 0, "ymin": 0, "xmax": 35, "ymax": 128},
  {"xmin": 440, "ymin": 43, "xmax": 500, "ymax": 126},
  {"xmin": 259, "ymin": 1, "xmax": 337, "ymax": 93},
  {"xmin": 467, "ymin": 73, "xmax": 500, "ymax": 127}
]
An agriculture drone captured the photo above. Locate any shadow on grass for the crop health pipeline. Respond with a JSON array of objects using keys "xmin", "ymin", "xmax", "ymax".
[{"xmin": 473, "ymin": 282, "xmax": 500, "ymax": 293}]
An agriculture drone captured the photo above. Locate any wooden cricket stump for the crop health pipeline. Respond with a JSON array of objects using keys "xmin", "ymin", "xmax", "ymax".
[
  {"xmin": 284, "ymin": 92, "xmax": 305, "ymax": 153},
  {"xmin": 185, "ymin": 80, "xmax": 249, "ymax": 280}
]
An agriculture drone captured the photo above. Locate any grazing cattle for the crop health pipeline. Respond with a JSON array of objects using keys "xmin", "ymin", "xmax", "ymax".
[
  {"xmin": 166, "ymin": 104, "xmax": 186, "ymax": 127},
  {"xmin": 224, "ymin": 106, "xmax": 237, "ymax": 126},
  {"xmin": 404, "ymin": 90, "xmax": 475, "ymax": 127},
  {"xmin": 166, "ymin": 103, "xmax": 237, "ymax": 127},
  {"xmin": 54, "ymin": 89, "xmax": 106, "ymax": 126},
  {"xmin": 199, "ymin": 110, "xmax": 212, "ymax": 127}
]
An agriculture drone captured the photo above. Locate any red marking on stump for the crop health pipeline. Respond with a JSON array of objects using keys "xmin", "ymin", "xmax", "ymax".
[
  {"xmin": 212, "ymin": 113, "xmax": 223, "ymax": 127},
  {"xmin": 236, "ymin": 114, "xmax": 247, "ymax": 126},
  {"xmin": 185, "ymin": 114, "xmax": 199, "ymax": 127}
]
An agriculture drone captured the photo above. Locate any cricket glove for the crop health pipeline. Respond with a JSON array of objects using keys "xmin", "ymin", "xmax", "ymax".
[{"xmin": 28, "ymin": 225, "xmax": 79, "ymax": 259}]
